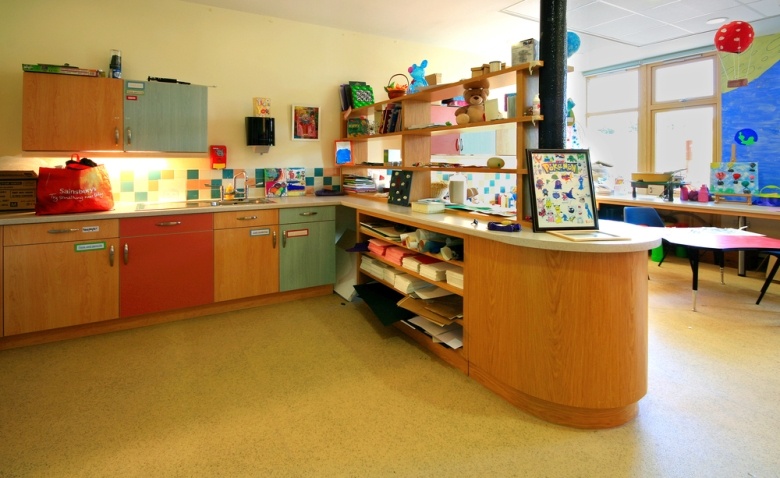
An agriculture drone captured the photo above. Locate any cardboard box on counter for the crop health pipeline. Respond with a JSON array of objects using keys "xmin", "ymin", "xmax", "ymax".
[{"xmin": 0, "ymin": 170, "xmax": 37, "ymax": 211}]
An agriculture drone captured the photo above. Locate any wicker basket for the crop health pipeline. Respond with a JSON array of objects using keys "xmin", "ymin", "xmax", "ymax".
[{"xmin": 384, "ymin": 73, "xmax": 409, "ymax": 99}]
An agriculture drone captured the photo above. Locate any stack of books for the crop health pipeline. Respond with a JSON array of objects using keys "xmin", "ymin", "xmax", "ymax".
[
  {"xmin": 368, "ymin": 238, "xmax": 393, "ymax": 256},
  {"xmin": 419, "ymin": 262, "xmax": 463, "ymax": 282},
  {"xmin": 342, "ymin": 174, "xmax": 376, "ymax": 193},
  {"xmin": 385, "ymin": 246, "xmax": 416, "ymax": 265}
]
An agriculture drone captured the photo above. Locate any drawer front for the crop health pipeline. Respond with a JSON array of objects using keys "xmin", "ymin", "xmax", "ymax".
[
  {"xmin": 279, "ymin": 206, "xmax": 335, "ymax": 225},
  {"xmin": 120, "ymin": 213, "xmax": 213, "ymax": 236},
  {"xmin": 213, "ymin": 209, "xmax": 278, "ymax": 229},
  {"xmin": 4, "ymin": 219, "xmax": 119, "ymax": 246}
]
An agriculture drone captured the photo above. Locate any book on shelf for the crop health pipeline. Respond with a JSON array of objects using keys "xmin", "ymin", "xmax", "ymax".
[
  {"xmin": 343, "ymin": 174, "xmax": 376, "ymax": 193},
  {"xmin": 23, "ymin": 63, "xmax": 99, "ymax": 77}
]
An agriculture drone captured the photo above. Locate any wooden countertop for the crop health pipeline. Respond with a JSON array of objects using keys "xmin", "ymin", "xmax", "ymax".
[
  {"xmin": 0, "ymin": 196, "xmax": 661, "ymax": 253},
  {"xmin": 598, "ymin": 193, "xmax": 780, "ymax": 220}
]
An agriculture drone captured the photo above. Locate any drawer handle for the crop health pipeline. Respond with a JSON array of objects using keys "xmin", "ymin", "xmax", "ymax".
[
  {"xmin": 238, "ymin": 215, "xmax": 258, "ymax": 221},
  {"xmin": 123, "ymin": 243, "xmax": 129, "ymax": 265},
  {"xmin": 126, "ymin": 127, "xmax": 132, "ymax": 145},
  {"xmin": 155, "ymin": 221, "xmax": 182, "ymax": 227},
  {"xmin": 109, "ymin": 245, "xmax": 115, "ymax": 267},
  {"xmin": 273, "ymin": 231, "xmax": 277, "ymax": 248},
  {"xmin": 47, "ymin": 228, "xmax": 79, "ymax": 234},
  {"xmin": 299, "ymin": 212, "xmax": 318, "ymax": 217},
  {"xmin": 114, "ymin": 127, "xmax": 120, "ymax": 146},
  {"xmin": 282, "ymin": 231, "xmax": 287, "ymax": 248}
]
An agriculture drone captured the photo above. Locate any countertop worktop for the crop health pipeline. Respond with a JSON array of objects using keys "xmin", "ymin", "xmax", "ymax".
[
  {"xmin": 598, "ymin": 193, "xmax": 780, "ymax": 220},
  {"xmin": 0, "ymin": 195, "xmax": 661, "ymax": 253}
]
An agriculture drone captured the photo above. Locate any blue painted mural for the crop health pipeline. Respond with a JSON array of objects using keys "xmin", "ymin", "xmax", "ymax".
[{"xmin": 720, "ymin": 33, "xmax": 780, "ymax": 200}]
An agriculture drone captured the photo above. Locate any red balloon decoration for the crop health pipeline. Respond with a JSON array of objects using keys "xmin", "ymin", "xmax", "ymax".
[{"xmin": 714, "ymin": 21, "xmax": 755, "ymax": 54}]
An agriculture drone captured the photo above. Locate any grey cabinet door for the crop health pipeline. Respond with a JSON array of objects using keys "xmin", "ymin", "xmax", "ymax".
[
  {"xmin": 279, "ymin": 220, "xmax": 336, "ymax": 291},
  {"xmin": 124, "ymin": 80, "xmax": 207, "ymax": 152}
]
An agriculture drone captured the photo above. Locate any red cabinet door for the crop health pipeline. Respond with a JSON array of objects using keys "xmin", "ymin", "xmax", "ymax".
[{"xmin": 120, "ymin": 214, "xmax": 214, "ymax": 318}]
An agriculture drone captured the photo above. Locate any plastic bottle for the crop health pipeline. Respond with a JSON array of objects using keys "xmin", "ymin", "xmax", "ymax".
[
  {"xmin": 109, "ymin": 49, "xmax": 122, "ymax": 78},
  {"xmin": 680, "ymin": 185, "xmax": 689, "ymax": 201},
  {"xmin": 532, "ymin": 94, "xmax": 541, "ymax": 115},
  {"xmin": 698, "ymin": 184, "xmax": 709, "ymax": 203}
]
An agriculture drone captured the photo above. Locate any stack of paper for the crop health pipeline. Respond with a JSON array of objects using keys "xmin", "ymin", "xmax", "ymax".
[
  {"xmin": 419, "ymin": 262, "xmax": 463, "ymax": 282},
  {"xmin": 403, "ymin": 316, "xmax": 463, "ymax": 349},
  {"xmin": 360, "ymin": 254, "xmax": 389, "ymax": 278},
  {"xmin": 446, "ymin": 268, "xmax": 464, "ymax": 289},
  {"xmin": 401, "ymin": 254, "xmax": 442, "ymax": 273},
  {"xmin": 368, "ymin": 238, "xmax": 393, "ymax": 256},
  {"xmin": 383, "ymin": 267, "xmax": 407, "ymax": 284},
  {"xmin": 394, "ymin": 273, "xmax": 434, "ymax": 294},
  {"xmin": 385, "ymin": 246, "xmax": 417, "ymax": 265},
  {"xmin": 397, "ymin": 295, "xmax": 462, "ymax": 326}
]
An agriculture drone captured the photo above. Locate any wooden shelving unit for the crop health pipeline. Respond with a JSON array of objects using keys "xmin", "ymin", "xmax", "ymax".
[{"xmin": 339, "ymin": 62, "xmax": 543, "ymax": 207}]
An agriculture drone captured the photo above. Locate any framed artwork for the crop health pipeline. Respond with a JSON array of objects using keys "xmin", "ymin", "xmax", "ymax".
[
  {"xmin": 525, "ymin": 149, "xmax": 598, "ymax": 232},
  {"xmin": 335, "ymin": 140, "xmax": 353, "ymax": 165},
  {"xmin": 291, "ymin": 105, "xmax": 320, "ymax": 141}
]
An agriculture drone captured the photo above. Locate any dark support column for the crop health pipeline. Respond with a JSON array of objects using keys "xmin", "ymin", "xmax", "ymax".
[{"xmin": 538, "ymin": 0, "xmax": 568, "ymax": 149}]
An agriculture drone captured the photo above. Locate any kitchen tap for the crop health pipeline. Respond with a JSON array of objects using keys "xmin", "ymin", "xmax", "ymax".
[{"xmin": 233, "ymin": 171, "xmax": 248, "ymax": 200}]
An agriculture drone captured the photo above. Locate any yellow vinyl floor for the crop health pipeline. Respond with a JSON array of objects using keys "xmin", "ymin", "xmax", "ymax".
[{"xmin": 1, "ymin": 257, "xmax": 779, "ymax": 477}]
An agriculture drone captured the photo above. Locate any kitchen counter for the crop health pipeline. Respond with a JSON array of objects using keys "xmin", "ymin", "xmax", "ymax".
[{"xmin": 0, "ymin": 195, "xmax": 661, "ymax": 253}]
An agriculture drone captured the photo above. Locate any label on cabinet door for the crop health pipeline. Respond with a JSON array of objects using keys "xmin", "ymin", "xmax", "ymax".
[
  {"xmin": 82, "ymin": 226, "xmax": 100, "ymax": 233},
  {"xmin": 286, "ymin": 229, "xmax": 309, "ymax": 238},
  {"xmin": 249, "ymin": 228, "xmax": 270, "ymax": 237},
  {"xmin": 74, "ymin": 241, "xmax": 106, "ymax": 252}
]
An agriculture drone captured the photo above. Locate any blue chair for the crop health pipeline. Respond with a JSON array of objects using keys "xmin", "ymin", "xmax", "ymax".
[
  {"xmin": 756, "ymin": 252, "xmax": 780, "ymax": 304},
  {"xmin": 624, "ymin": 207, "xmax": 667, "ymax": 266}
]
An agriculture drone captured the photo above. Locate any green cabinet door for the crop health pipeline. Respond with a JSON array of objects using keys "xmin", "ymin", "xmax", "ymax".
[
  {"xmin": 279, "ymin": 220, "xmax": 336, "ymax": 291},
  {"xmin": 124, "ymin": 80, "xmax": 208, "ymax": 152}
]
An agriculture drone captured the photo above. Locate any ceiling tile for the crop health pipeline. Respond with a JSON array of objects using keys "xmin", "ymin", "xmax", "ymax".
[{"xmin": 568, "ymin": 1, "xmax": 636, "ymax": 30}]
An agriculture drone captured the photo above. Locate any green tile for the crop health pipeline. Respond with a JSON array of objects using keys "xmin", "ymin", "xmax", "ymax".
[
  {"xmin": 134, "ymin": 191, "xmax": 148, "ymax": 202},
  {"xmin": 186, "ymin": 170, "xmax": 199, "ymax": 180},
  {"xmin": 186, "ymin": 190, "xmax": 199, "ymax": 200},
  {"xmin": 120, "ymin": 181, "xmax": 134, "ymax": 193},
  {"xmin": 148, "ymin": 170, "xmax": 161, "ymax": 181}
]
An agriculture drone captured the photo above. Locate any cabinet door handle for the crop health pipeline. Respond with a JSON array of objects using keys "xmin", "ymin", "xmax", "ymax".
[
  {"xmin": 114, "ymin": 127, "xmax": 120, "ymax": 146},
  {"xmin": 273, "ymin": 231, "xmax": 277, "ymax": 248},
  {"xmin": 155, "ymin": 221, "xmax": 182, "ymax": 227},
  {"xmin": 299, "ymin": 212, "xmax": 318, "ymax": 217},
  {"xmin": 47, "ymin": 228, "xmax": 79, "ymax": 234},
  {"xmin": 123, "ymin": 243, "xmax": 129, "ymax": 265},
  {"xmin": 126, "ymin": 127, "xmax": 132, "ymax": 145},
  {"xmin": 109, "ymin": 244, "xmax": 115, "ymax": 267},
  {"xmin": 237, "ymin": 215, "xmax": 257, "ymax": 221},
  {"xmin": 458, "ymin": 138, "xmax": 463, "ymax": 152},
  {"xmin": 282, "ymin": 231, "xmax": 287, "ymax": 248}
]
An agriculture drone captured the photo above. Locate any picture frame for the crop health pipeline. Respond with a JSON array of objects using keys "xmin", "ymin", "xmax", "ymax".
[
  {"xmin": 291, "ymin": 105, "xmax": 320, "ymax": 141},
  {"xmin": 335, "ymin": 140, "xmax": 353, "ymax": 165},
  {"xmin": 525, "ymin": 149, "xmax": 598, "ymax": 232}
]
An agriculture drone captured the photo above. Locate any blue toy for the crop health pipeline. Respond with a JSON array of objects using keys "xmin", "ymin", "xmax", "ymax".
[{"xmin": 407, "ymin": 60, "xmax": 428, "ymax": 94}]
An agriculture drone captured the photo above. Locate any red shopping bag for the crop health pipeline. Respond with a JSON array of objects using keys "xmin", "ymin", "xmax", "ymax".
[{"xmin": 35, "ymin": 157, "xmax": 114, "ymax": 215}]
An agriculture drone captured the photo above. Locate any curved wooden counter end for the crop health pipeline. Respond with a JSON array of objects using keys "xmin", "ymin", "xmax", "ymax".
[{"xmin": 466, "ymin": 236, "xmax": 648, "ymax": 428}]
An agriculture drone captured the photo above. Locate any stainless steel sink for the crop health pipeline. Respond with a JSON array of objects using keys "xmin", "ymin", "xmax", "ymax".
[{"xmin": 135, "ymin": 198, "xmax": 275, "ymax": 211}]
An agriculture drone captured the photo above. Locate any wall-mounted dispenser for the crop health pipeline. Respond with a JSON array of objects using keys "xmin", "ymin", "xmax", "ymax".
[{"xmin": 246, "ymin": 117, "xmax": 274, "ymax": 154}]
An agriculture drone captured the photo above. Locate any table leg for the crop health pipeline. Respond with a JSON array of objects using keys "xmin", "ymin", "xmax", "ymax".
[
  {"xmin": 738, "ymin": 216, "xmax": 747, "ymax": 276},
  {"xmin": 715, "ymin": 250, "xmax": 725, "ymax": 285},
  {"xmin": 688, "ymin": 247, "xmax": 700, "ymax": 311}
]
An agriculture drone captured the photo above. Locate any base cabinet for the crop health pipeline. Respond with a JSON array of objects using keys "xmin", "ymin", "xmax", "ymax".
[
  {"xmin": 214, "ymin": 210, "xmax": 279, "ymax": 302},
  {"xmin": 3, "ymin": 220, "xmax": 120, "ymax": 335},
  {"xmin": 279, "ymin": 207, "xmax": 336, "ymax": 292},
  {"xmin": 119, "ymin": 214, "xmax": 213, "ymax": 318}
]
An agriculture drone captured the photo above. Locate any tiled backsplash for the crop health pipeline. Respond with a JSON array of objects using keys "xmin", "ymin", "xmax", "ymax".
[{"xmin": 112, "ymin": 167, "xmax": 341, "ymax": 203}]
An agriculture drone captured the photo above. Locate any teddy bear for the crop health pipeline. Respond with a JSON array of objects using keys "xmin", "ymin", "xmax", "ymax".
[{"xmin": 454, "ymin": 79, "xmax": 490, "ymax": 125}]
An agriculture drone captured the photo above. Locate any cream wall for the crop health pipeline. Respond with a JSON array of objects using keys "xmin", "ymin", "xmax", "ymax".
[{"xmin": 0, "ymin": 0, "xmax": 484, "ymax": 172}]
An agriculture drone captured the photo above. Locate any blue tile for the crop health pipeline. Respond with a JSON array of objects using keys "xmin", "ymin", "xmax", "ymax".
[
  {"xmin": 120, "ymin": 181, "xmax": 134, "ymax": 193},
  {"xmin": 186, "ymin": 190, "xmax": 199, "ymax": 200},
  {"xmin": 314, "ymin": 168, "xmax": 324, "ymax": 177},
  {"xmin": 187, "ymin": 170, "xmax": 199, "ymax": 180},
  {"xmin": 305, "ymin": 177, "xmax": 314, "ymax": 186},
  {"xmin": 134, "ymin": 191, "xmax": 148, "ymax": 202},
  {"xmin": 148, "ymin": 171, "xmax": 161, "ymax": 180},
  {"xmin": 324, "ymin": 177, "xmax": 333, "ymax": 186}
]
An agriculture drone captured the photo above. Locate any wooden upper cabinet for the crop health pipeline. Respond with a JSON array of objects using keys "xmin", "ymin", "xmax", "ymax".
[{"xmin": 22, "ymin": 73, "xmax": 123, "ymax": 152}]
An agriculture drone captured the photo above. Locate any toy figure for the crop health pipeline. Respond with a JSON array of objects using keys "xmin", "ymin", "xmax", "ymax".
[{"xmin": 407, "ymin": 60, "xmax": 428, "ymax": 94}]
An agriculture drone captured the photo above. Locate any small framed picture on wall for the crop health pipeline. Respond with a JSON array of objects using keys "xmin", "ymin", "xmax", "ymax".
[
  {"xmin": 291, "ymin": 104, "xmax": 320, "ymax": 141},
  {"xmin": 335, "ymin": 140, "xmax": 353, "ymax": 165}
]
